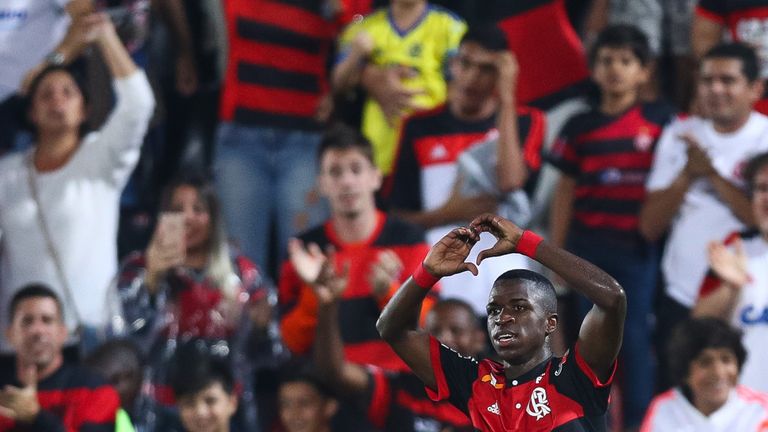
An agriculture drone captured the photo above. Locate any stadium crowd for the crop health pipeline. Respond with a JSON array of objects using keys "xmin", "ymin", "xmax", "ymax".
[{"xmin": 1, "ymin": 0, "xmax": 768, "ymax": 431}]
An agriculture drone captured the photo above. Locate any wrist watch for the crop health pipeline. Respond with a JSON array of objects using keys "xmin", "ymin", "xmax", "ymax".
[{"xmin": 45, "ymin": 51, "xmax": 66, "ymax": 66}]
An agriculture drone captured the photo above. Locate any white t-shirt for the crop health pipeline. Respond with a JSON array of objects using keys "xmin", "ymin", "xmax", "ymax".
[
  {"xmin": 641, "ymin": 386, "xmax": 768, "ymax": 432},
  {"xmin": 646, "ymin": 113, "xmax": 768, "ymax": 307},
  {"xmin": 0, "ymin": 70, "xmax": 155, "ymax": 349},
  {"xmin": 0, "ymin": 0, "xmax": 71, "ymax": 102}
]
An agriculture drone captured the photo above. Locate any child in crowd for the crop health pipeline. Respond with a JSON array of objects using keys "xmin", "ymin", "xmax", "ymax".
[
  {"xmin": 547, "ymin": 24, "xmax": 676, "ymax": 429},
  {"xmin": 277, "ymin": 369, "xmax": 339, "ymax": 432}
]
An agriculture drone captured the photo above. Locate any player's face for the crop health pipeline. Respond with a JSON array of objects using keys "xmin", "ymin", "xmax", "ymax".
[
  {"xmin": 591, "ymin": 46, "xmax": 648, "ymax": 98},
  {"xmin": 486, "ymin": 281, "xmax": 553, "ymax": 364},
  {"xmin": 698, "ymin": 58, "xmax": 762, "ymax": 130},
  {"xmin": 685, "ymin": 347, "xmax": 739, "ymax": 415},
  {"xmin": 28, "ymin": 70, "xmax": 86, "ymax": 135},
  {"xmin": 425, "ymin": 304, "xmax": 480, "ymax": 356},
  {"xmin": 450, "ymin": 42, "xmax": 499, "ymax": 114},
  {"xmin": 168, "ymin": 185, "xmax": 212, "ymax": 252},
  {"xmin": 6, "ymin": 297, "xmax": 67, "ymax": 370},
  {"xmin": 753, "ymin": 164, "xmax": 768, "ymax": 236},
  {"xmin": 177, "ymin": 382, "xmax": 238, "ymax": 432},
  {"xmin": 278, "ymin": 382, "xmax": 337, "ymax": 432},
  {"xmin": 319, "ymin": 148, "xmax": 382, "ymax": 219}
]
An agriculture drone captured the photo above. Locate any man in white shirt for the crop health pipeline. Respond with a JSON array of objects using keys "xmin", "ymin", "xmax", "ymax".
[{"xmin": 640, "ymin": 41, "xmax": 768, "ymax": 388}]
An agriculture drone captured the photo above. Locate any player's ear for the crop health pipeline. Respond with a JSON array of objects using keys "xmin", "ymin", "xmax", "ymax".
[{"xmin": 545, "ymin": 314, "xmax": 558, "ymax": 336}]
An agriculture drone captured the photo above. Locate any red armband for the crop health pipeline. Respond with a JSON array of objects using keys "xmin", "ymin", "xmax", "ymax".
[
  {"xmin": 515, "ymin": 230, "xmax": 543, "ymax": 258},
  {"xmin": 413, "ymin": 263, "xmax": 440, "ymax": 289}
]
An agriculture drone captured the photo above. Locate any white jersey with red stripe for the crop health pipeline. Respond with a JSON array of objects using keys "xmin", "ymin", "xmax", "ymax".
[{"xmin": 641, "ymin": 386, "xmax": 768, "ymax": 432}]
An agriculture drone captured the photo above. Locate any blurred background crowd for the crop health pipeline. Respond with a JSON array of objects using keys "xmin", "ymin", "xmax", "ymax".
[{"xmin": 1, "ymin": 0, "xmax": 768, "ymax": 431}]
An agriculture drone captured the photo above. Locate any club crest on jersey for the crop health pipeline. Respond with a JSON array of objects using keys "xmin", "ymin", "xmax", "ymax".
[
  {"xmin": 526, "ymin": 387, "xmax": 551, "ymax": 420},
  {"xmin": 481, "ymin": 374, "xmax": 504, "ymax": 389},
  {"xmin": 634, "ymin": 127, "xmax": 654, "ymax": 152}
]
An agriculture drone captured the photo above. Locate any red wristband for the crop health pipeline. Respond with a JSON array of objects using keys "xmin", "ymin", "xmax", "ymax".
[
  {"xmin": 413, "ymin": 263, "xmax": 440, "ymax": 289},
  {"xmin": 515, "ymin": 230, "xmax": 543, "ymax": 257}
]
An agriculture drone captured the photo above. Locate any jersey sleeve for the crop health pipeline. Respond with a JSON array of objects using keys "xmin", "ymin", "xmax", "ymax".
[
  {"xmin": 697, "ymin": 231, "xmax": 742, "ymax": 298},
  {"xmin": 696, "ymin": 0, "xmax": 727, "ymax": 24},
  {"xmin": 546, "ymin": 117, "xmax": 581, "ymax": 177},
  {"xmin": 425, "ymin": 336, "xmax": 479, "ymax": 416},
  {"xmin": 385, "ymin": 116, "xmax": 424, "ymax": 210},
  {"xmin": 646, "ymin": 119, "xmax": 686, "ymax": 192},
  {"xmin": 278, "ymin": 260, "xmax": 319, "ymax": 355},
  {"xmin": 552, "ymin": 345, "xmax": 616, "ymax": 416}
]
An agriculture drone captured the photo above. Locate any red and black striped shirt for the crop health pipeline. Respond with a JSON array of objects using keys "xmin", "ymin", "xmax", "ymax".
[
  {"xmin": 220, "ymin": 0, "xmax": 336, "ymax": 131},
  {"xmin": 279, "ymin": 212, "xmax": 434, "ymax": 372},
  {"xmin": 0, "ymin": 360, "xmax": 120, "ymax": 431},
  {"xmin": 547, "ymin": 102, "xmax": 676, "ymax": 240}
]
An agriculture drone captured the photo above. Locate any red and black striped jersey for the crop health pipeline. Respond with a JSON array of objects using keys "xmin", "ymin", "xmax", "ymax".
[
  {"xmin": 0, "ymin": 360, "xmax": 120, "ymax": 431},
  {"xmin": 366, "ymin": 367, "xmax": 473, "ymax": 432},
  {"xmin": 547, "ymin": 102, "xmax": 676, "ymax": 240},
  {"xmin": 426, "ymin": 337, "xmax": 616, "ymax": 431},
  {"xmin": 385, "ymin": 104, "xmax": 545, "ymax": 208},
  {"xmin": 220, "ymin": 0, "xmax": 336, "ymax": 131},
  {"xmin": 278, "ymin": 212, "xmax": 434, "ymax": 372},
  {"xmin": 494, "ymin": 0, "xmax": 589, "ymax": 109}
]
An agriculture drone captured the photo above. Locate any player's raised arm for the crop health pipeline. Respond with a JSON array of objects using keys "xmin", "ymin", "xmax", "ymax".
[
  {"xmin": 470, "ymin": 214, "xmax": 626, "ymax": 382},
  {"xmin": 377, "ymin": 227, "xmax": 479, "ymax": 390}
]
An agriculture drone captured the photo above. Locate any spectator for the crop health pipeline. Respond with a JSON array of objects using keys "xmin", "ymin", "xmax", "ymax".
[
  {"xmin": 692, "ymin": 0, "xmax": 768, "ymax": 114},
  {"xmin": 115, "ymin": 174, "xmax": 278, "ymax": 430},
  {"xmin": 0, "ymin": 284, "xmax": 120, "ymax": 431},
  {"xmin": 0, "ymin": 0, "xmax": 94, "ymax": 154},
  {"xmin": 293, "ymin": 243, "xmax": 479, "ymax": 431},
  {"xmin": 693, "ymin": 151, "xmax": 768, "ymax": 393},
  {"xmin": 333, "ymin": 0, "xmax": 467, "ymax": 174},
  {"xmin": 376, "ymin": 214, "xmax": 626, "ymax": 431},
  {"xmin": 0, "ymin": 12, "xmax": 155, "ymax": 352},
  {"xmin": 277, "ymin": 368, "xmax": 339, "ymax": 432},
  {"xmin": 640, "ymin": 42, "xmax": 768, "ymax": 388},
  {"xmin": 213, "ymin": 0, "xmax": 339, "ymax": 277},
  {"xmin": 547, "ymin": 24, "xmax": 676, "ymax": 428},
  {"xmin": 85, "ymin": 338, "xmax": 183, "ymax": 431},
  {"xmin": 170, "ymin": 345, "xmax": 240, "ymax": 432},
  {"xmin": 279, "ymin": 124, "xmax": 433, "ymax": 372},
  {"xmin": 641, "ymin": 318, "xmax": 768, "ymax": 431},
  {"xmin": 386, "ymin": 25, "xmax": 545, "ymax": 316}
]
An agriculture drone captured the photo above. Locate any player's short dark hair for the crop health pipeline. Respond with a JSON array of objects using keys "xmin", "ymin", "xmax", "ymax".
[
  {"xmin": 744, "ymin": 151, "xmax": 768, "ymax": 196},
  {"xmin": 460, "ymin": 25, "xmax": 508, "ymax": 52},
  {"xmin": 667, "ymin": 318, "xmax": 747, "ymax": 387},
  {"xmin": 170, "ymin": 342, "xmax": 235, "ymax": 399},
  {"xmin": 8, "ymin": 284, "xmax": 64, "ymax": 323},
  {"xmin": 318, "ymin": 123, "xmax": 375, "ymax": 166},
  {"xmin": 493, "ymin": 269, "xmax": 557, "ymax": 314},
  {"xmin": 588, "ymin": 24, "xmax": 652, "ymax": 67},
  {"xmin": 703, "ymin": 42, "xmax": 760, "ymax": 82}
]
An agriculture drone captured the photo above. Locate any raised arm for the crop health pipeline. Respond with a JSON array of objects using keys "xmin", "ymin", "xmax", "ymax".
[
  {"xmin": 495, "ymin": 52, "xmax": 527, "ymax": 192},
  {"xmin": 377, "ymin": 227, "xmax": 479, "ymax": 390},
  {"xmin": 470, "ymin": 214, "xmax": 625, "ymax": 381},
  {"xmin": 286, "ymin": 240, "xmax": 370, "ymax": 396}
]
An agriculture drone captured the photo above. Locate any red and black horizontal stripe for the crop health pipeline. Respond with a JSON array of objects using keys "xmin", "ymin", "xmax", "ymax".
[
  {"xmin": 547, "ymin": 102, "xmax": 676, "ymax": 238},
  {"xmin": 221, "ymin": 0, "xmax": 334, "ymax": 130}
]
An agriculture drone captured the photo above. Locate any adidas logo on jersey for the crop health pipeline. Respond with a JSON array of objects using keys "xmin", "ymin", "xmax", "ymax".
[{"xmin": 487, "ymin": 402, "xmax": 500, "ymax": 415}]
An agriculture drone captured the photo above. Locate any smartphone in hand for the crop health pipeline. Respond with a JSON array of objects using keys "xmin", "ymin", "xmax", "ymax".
[{"xmin": 158, "ymin": 212, "xmax": 186, "ymax": 261}]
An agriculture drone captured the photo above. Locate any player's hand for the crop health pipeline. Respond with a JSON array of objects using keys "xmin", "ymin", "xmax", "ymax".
[
  {"xmin": 708, "ymin": 238, "xmax": 751, "ymax": 288},
  {"xmin": 368, "ymin": 250, "xmax": 404, "ymax": 300},
  {"xmin": 423, "ymin": 226, "xmax": 480, "ymax": 278},
  {"xmin": 469, "ymin": 213, "xmax": 524, "ymax": 265},
  {"xmin": 681, "ymin": 134, "xmax": 715, "ymax": 178},
  {"xmin": 495, "ymin": 51, "xmax": 519, "ymax": 105},
  {"xmin": 0, "ymin": 366, "xmax": 40, "ymax": 424}
]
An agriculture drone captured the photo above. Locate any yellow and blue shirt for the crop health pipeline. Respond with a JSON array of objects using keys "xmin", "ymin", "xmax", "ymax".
[{"xmin": 338, "ymin": 5, "xmax": 466, "ymax": 174}]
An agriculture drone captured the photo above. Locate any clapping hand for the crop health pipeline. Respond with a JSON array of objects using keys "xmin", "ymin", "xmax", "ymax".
[
  {"xmin": 288, "ymin": 239, "xmax": 349, "ymax": 304},
  {"xmin": 708, "ymin": 237, "xmax": 751, "ymax": 288}
]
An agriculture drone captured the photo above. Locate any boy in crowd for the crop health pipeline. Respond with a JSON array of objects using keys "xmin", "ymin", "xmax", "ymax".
[
  {"xmin": 547, "ymin": 24, "xmax": 676, "ymax": 428},
  {"xmin": 277, "ymin": 369, "xmax": 339, "ymax": 432}
]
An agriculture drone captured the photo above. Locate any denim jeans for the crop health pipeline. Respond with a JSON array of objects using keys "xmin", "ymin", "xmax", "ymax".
[
  {"xmin": 213, "ymin": 123, "xmax": 327, "ymax": 276},
  {"xmin": 568, "ymin": 233, "xmax": 659, "ymax": 428}
]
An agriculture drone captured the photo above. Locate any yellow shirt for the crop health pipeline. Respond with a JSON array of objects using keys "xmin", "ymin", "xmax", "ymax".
[{"xmin": 339, "ymin": 6, "xmax": 466, "ymax": 173}]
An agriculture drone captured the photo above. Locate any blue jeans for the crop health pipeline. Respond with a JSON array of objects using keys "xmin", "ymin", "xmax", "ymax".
[
  {"xmin": 568, "ymin": 233, "xmax": 658, "ymax": 428},
  {"xmin": 213, "ymin": 123, "xmax": 327, "ymax": 275}
]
